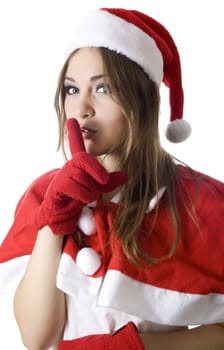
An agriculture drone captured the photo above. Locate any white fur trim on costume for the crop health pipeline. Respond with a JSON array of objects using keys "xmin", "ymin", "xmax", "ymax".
[
  {"xmin": 57, "ymin": 253, "xmax": 224, "ymax": 327},
  {"xmin": 76, "ymin": 247, "xmax": 102, "ymax": 276},
  {"xmin": 65, "ymin": 9, "xmax": 163, "ymax": 86},
  {"xmin": 63, "ymin": 291, "xmax": 182, "ymax": 340},
  {"xmin": 110, "ymin": 186, "xmax": 166, "ymax": 209},
  {"xmin": 98, "ymin": 270, "xmax": 224, "ymax": 325},
  {"xmin": 166, "ymin": 119, "xmax": 192, "ymax": 143},
  {"xmin": 110, "ymin": 191, "xmax": 121, "ymax": 204},
  {"xmin": 146, "ymin": 186, "xmax": 166, "ymax": 212}
]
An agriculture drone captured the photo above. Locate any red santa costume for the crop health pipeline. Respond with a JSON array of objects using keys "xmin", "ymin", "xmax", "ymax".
[{"xmin": 0, "ymin": 7, "xmax": 224, "ymax": 349}]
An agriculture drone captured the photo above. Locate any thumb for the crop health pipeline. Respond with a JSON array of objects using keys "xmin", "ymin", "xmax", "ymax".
[{"xmin": 102, "ymin": 171, "xmax": 128, "ymax": 194}]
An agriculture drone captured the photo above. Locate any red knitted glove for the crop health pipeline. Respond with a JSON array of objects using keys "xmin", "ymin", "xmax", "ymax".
[
  {"xmin": 58, "ymin": 322, "xmax": 145, "ymax": 350},
  {"xmin": 35, "ymin": 118, "xmax": 128, "ymax": 235}
]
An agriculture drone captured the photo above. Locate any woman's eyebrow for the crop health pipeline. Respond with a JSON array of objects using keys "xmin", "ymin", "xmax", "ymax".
[
  {"xmin": 90, "ymin": 74, "xmax": 107, "ymax": 81},
  {"xmin": 64, "ymin": 76, "xmax": 75, "ymax": 82},
  {"xmin": 64, "ymin": 74, "xmax": 107, "ymax": 82}
]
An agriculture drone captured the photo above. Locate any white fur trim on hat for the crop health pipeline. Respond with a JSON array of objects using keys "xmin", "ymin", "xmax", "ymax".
[{"xmin": 65, "ymin": 9, "xmax": 163, "ymax": 86}]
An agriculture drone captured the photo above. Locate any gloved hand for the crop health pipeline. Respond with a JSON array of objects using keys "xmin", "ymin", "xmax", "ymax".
[
  {"xmin": 35, "ymin": 118, "xmax": 128, "ymax": 235},
  {"xmin": 58, "ymin": 322, "xmax": 145, "ymax": 350}
]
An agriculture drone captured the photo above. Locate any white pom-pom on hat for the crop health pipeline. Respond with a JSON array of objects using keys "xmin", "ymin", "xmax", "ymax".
[
  {"xmin": 166, "ymin": 119, "xmax": 192, "ymax": 143},
  {"xmin": 66, "ymin": 8, "xmax": 192, "ymax": 143},
  {"xmin": 76, "ymin": 247, "xmax": 102, "ymax": 275}
]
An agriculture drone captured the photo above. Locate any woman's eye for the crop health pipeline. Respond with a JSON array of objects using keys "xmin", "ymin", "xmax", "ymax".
[
  {"xmin": 96, "ymin": 83, "xmax": 110, "ymax": 93},
  {"xmin": 64, "ymin": 85, "xmax": 79, "ymax": 95}
]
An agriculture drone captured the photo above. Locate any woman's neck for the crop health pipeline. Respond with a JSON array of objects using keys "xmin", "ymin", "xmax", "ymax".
[
  {"xmin": 97, "ymin": 154, "xmax": 123, "ymax": 203},
  {"xmin": 97, "ymin": 154, "xmax": 121, "ymax": 172}
]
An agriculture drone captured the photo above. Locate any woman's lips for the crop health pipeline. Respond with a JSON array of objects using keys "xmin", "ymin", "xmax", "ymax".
[{"xmin": 81, "ymin": 127, "xmax": 96, "ymax": 139}]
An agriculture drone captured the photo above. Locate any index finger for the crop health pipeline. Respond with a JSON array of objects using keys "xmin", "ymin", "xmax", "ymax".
[{"xmin": 67, "ymin": 118, "xmax": 86, "ymax": 156}]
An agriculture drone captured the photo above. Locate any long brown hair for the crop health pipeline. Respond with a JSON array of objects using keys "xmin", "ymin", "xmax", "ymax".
[{"xmin": 54, "ymin": 47, "xmax": 182, "ymax": 265}]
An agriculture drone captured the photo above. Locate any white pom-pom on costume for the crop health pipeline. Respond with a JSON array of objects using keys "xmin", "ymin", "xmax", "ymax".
[
  {"xmin": 76, "ymin": 247, "xmax": 102, "ymax": 275},
  {"xmin": 165, "ymin": 119, "xmax": 192, "ymax": 143},
  {"xmin": 77, "ymin": 206, "xmax": 96, "ymax": 236}
]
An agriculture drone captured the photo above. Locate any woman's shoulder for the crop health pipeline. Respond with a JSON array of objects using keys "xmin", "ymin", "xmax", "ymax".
[
  {"xmin": 25, "ymin": 168, "xmax": 59, "ymax": 195},
  {"xmin": 0, "ymin": 169, "xmax": 59, "ymax": 263},
  {"xmin": 14, "ymin": 168, "xmax": 59, "ymax": 213},
  {"xmin": 173, "ymin": 165, "xmax": 224, "ymax": 250},
  {"xmin": 175, "ymin": 165, "xmax": 224, "ymax": 203},
  {"xmin": 5, "ymin": 167, "xmax": 59, "ymax": 232}
]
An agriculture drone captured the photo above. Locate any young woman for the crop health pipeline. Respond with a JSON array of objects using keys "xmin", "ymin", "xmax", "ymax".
[{"xmin": 0, "ymin": 8, "xmax": 224, "ymax": 350}]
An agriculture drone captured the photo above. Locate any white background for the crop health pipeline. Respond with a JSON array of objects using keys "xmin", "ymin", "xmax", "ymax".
[{"xmin": 0, "ymin": 0, "xmax": 223, "ymax": 348}]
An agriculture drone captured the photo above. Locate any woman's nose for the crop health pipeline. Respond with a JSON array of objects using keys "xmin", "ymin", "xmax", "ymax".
[{"xmin": 73, "ymin": 93, "xmax": 95, "ymax": 119}]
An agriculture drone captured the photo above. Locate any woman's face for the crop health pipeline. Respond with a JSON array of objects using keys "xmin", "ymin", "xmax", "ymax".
[{"xmin": 64, "ymin": 47, "xmax": 127, "ymax": 168}]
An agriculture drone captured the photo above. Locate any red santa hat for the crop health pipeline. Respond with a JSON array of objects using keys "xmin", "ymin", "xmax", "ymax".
[{"xmin": 66, "ymin": 8, "xmax": 191, "ymax": 142}]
